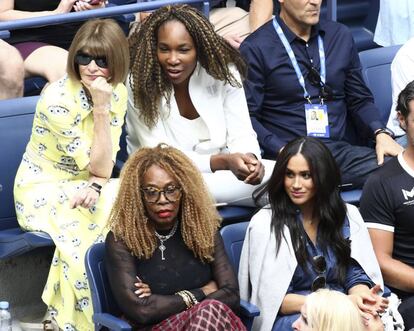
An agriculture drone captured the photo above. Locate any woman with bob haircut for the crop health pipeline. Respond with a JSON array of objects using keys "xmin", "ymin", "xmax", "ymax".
[
  {"xmin": 126, "ymin": 4, "xmax": 274, "ymax": 207},
  {"xmin": 292, "ymin": 289, "xmax": 368, "ymax": 331},
  {"xmin": 238, "ymin": 137, "xmax": 388, "ymax": 331},
  {"xmin": 106, "ymin": 144, "xmax": 246, "ymax": 330},
  {"xmin": 14, "ymin": 18, "xmax": 129, "ymax": 330}
]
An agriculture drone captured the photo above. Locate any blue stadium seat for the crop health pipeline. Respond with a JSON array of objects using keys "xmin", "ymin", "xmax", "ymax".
[
  {"xmin": 359, "ymin": 45, "xmax": 402, "ymax": 124},
  {"xmin": 24, "ymin": 76, "xmax": 47, "ymax": 97},
  {"xmin": 85, "ymin": 242, "xmax": 259, "ymax": 331},
  {"xmin": 218, "ymin": 205, "xmax": 256, "ymax": 226},
  {"xmin": 0, "ymin": 96, "xmax": 53, "ymax": 259},
  {"xmin": 340, "ymin": 189, "xmax": 362, "ymax": 206},
  {"xmin": 85, "ymin": 243, "xmax": 130, "ymax": 331},
  {"xmin": 220, "ymin": 222, "xmax": 260, "ymax": 330}
]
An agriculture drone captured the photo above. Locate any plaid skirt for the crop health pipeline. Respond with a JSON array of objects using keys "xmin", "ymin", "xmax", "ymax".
[{"xmin": 150, "ymin": 299, "xmax": 246, "ymax": 331}]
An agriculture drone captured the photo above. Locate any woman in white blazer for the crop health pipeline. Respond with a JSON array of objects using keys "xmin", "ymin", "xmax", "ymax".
[
  {"xmin": 239, "ymin": 137, "xmax": 388, "ymax": 331},
  {"xmin": 126, "ymin": 5, "xmax": 274, "ymax": 206}
]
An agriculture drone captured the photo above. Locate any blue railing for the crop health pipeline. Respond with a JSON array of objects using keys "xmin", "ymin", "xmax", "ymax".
[{"xmin": 0, "ymin": 0, "xmax": 210, "ymax": 38}]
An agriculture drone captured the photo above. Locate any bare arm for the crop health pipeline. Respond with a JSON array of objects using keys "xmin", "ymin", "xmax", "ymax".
[
  {"xmin": 369, "ymin": 228, "xmax": 414, "ymax": 292},
  {"xmin": 279, "ymin": 293, "xmax": 306, "ymax": 315},
  {"xmin": 0, "ymin": 0, "xmax": 76, "ymax": 21},
  {"xmin": 87, "ymin": 77, "xmax": 114, "ymax": 179},
  {"xmin": 249, "ymin": 0, "xmax": 273, "ymax": 32}
]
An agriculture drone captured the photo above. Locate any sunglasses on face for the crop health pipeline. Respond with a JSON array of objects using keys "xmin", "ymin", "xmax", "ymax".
[
  {"xmin": 311, "ymin": 255, "xmax": 327, "ymax": 292},
  {"xmin": 306, "ymin": 65, "xmax": 334, "ymax": 101},
  {"xmin": 75, "ymin": 52, "xmax": 108, "ymax": 69},
  {"xmin": 141, "ymin": 185, "xmax": 182, "ymax": 204}
]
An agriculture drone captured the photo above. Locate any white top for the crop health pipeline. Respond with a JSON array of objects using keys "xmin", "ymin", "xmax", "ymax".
[
  {"xmin": 126, "ymin": 63, "xmax": 261, "ymax": 173},
  {"xmin": 171, "ymin": 115, "xmax": 211, "ymax": 152},
  {"xmin": 238, "ymin": 204, "xmax": 384, "ymax": 331},
  {"xmin": 387, "ymin": 37, "xmax": 414, "ymax": 137},
  {"xmin": 374, "ymin": 0, "xmax": 414, "ymax": 47}
]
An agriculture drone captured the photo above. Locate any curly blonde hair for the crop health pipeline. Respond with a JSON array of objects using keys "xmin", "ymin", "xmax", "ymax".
[
  {"xmin": 128, "ymin": 4, "xmax": 247, "ymax": 128},
  {"xmin": 108, "ymin": 144, "xmax": 221, "ymax": 262}
]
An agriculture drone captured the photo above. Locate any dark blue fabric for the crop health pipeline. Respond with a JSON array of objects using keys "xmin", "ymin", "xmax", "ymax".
[
  {"xmin": 240, "ymin": 16, "xmax": 384, "ymax": 157},
  {"xmin": 272, "ymin": 216, "xmax": 373, "ymax": 331}
]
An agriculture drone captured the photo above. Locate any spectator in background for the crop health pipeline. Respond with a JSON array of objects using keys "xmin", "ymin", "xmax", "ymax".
[
  {"xmin": 13, "ymin": 19, "xmax": 129, "ymax": 330},
  {"xmin": 360, "ymin": 81, "xmax": 414, "ymax": 330},
  {"xmin": 386, "ymin": 37, "xmax": 414, "ymax": 147},
  {"xmin": 127, "ymin": 5, "xmax": 274, "ymax": 207},
  {"xmin": 209, "ymin": 0, "xmax": 273, "ymax": 48},
  {"xmin": 0, "ymin": 0, "xmax": 107, "ymax": 99},
  {"xmin": 106, "ymin": 144, "xmax": 245, "ymax": 330},
  {"xmin": 131, "ymin": 0, "xmax": 274, "ymax": 49},
  {"xmin": 240, "ymin": 0, "xmax": 403, "ymax": 189},
  {"xmin": 374, "ymin": 0, "xmax": 414, "ymax": 47},
  {"xmin": 239, "ymin": 137, "xmax": 387, "ymax": 331},
  {"xmin": 0, "ymin": 39, "xmax": 24, "ymax": 99}
]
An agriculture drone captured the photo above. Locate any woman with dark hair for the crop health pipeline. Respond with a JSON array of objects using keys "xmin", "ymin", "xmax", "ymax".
[
  {"xmin": 106, "ymin": 144, "xmax": 245, "ymax": 330},
  {"xmin": 126, "ymin": 4, "xmax": 274, "ymax": 207},
  {"xmin": 238, "ymin": 137, "xmax": 388, "ymax": 331}
]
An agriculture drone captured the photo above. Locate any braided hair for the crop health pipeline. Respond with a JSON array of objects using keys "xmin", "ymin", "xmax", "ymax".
[{"xmin": 129, "ymin": 4, "xmax": 247, "ymax": 128}]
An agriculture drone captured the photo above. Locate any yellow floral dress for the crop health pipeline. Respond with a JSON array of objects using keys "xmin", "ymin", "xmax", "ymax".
[{"xmin": 14, "ymin": 75, "xmax": 127, "ymax": 331}]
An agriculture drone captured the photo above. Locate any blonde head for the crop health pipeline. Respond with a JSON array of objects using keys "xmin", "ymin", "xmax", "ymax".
[
  {"xmin": 108, "ymin": 144, "xmax": 221, "ymax": 262},
  {"xmin": 305, "ymin": 289, "xmax": 365, "ymax": 331}
]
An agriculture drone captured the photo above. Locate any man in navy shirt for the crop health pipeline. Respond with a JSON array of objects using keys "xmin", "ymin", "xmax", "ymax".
[
  {"xmin": 360, "ymin": 81, "xmax": 414, "ymax": 329},
  {"xmin": 240, "ymin": 0, "xmax": 402, "ymax": 188}
]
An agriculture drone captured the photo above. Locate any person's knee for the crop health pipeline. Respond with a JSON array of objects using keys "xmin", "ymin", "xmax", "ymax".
[
  {"xmin": 0, "ymin": 41, "xmax": 24, "ymax": 98},
  {"xmin": 24, "ymin": 46, "xmax": 68, "ymax": 82}
]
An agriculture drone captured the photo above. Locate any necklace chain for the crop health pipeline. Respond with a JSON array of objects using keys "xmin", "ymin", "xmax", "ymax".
[{"xmin": 155, "ymin": 222, "xmax": 178, "ymax": 260}]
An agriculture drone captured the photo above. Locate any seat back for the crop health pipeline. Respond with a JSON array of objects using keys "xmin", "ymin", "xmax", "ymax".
[
  {"xmin": 85, "ymin": 243, "xmax": 122, "ymax": 327},
  {"xmin": 0, "ymin": 96, "xmax": 39, "ymax": 230},
  {"xmin": 359, "ymin": 45, "xmax": 402, "ymax": 125},
  {"xmin": 219, "ymin": 222, "xmax": 249, "ymax": 276}
]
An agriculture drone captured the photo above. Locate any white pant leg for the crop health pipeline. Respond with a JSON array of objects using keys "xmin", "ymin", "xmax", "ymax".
[{"xmin": 202, "ymin": 159, "xmax": 275, "ymax": 207}]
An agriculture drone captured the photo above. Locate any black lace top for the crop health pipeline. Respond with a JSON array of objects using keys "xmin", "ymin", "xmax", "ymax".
[{"xmin": 105, "ymin": 227, "xmax": 240, "ymax": 327}]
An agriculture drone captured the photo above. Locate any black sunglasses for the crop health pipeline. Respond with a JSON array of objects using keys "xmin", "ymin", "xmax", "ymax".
[
  {"xmin": 75, "ymin": 52, "xmax": 108, "ymax": 69},
  {"xmin": 311, "ymin": 255, "xmax": 327, "ymax": 292},
  {"xmin": 306, "ymin": 66, "xmax": 334, "ymax": 101}
]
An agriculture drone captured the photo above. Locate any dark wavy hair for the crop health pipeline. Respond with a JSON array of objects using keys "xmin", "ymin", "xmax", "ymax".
[{"xmin": 254, "ymin": 137, "xmax": 351, "ymax": 283}]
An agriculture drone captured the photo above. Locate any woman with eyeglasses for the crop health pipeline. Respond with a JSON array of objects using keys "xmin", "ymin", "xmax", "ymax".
[
  {"xmin": 238, "ymin": 137, "xmax": 388, "ymax": 331},
  {"xmin": 105, "ymin": 144, "xmax": 246, "ymax": 330},
  {"xmin": 13, "ymin": 19, "xmax": 129, "ymax": 330},
  {"xmin": 126, "ymin": 4, "xmax": 275, "ymax": 207}
]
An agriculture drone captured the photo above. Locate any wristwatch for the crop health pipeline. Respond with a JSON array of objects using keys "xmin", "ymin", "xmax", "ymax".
[
  {"xmin": 88, "ymin": 182, "xmax": 102, "ymax": 195},
  {"xmin": 375, "ymin": 128, "xmax": 395, "ymax": 139}
]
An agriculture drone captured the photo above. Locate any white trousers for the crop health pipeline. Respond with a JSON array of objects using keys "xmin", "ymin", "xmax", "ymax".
[{"xmin": 202, "ymin": 159, "xmax": 275, "ymax": 207}]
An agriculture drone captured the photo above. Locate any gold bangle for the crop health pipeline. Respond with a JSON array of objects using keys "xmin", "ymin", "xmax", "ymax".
[
  {"xmin": 183, "ymin": 290, "xmax": 198, "ymax": 306},
  {"xmin": 175, "ymin": 291, "xmax": 192, "ymax": 309}
]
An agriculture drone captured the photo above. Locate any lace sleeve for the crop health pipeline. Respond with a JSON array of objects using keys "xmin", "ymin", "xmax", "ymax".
[
  {"xmin": 206, "ymin": 232, "xmax": 240, "ymax": 311},
  {"xmin": 105, "ymin": 232, "xmax": 187, "ymax": 326}
]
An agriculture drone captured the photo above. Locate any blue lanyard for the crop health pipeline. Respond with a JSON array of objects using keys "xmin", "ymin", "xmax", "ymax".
[{"xmin": 272, "ymin": 17, "xmax": 326, "ymax": 102}]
